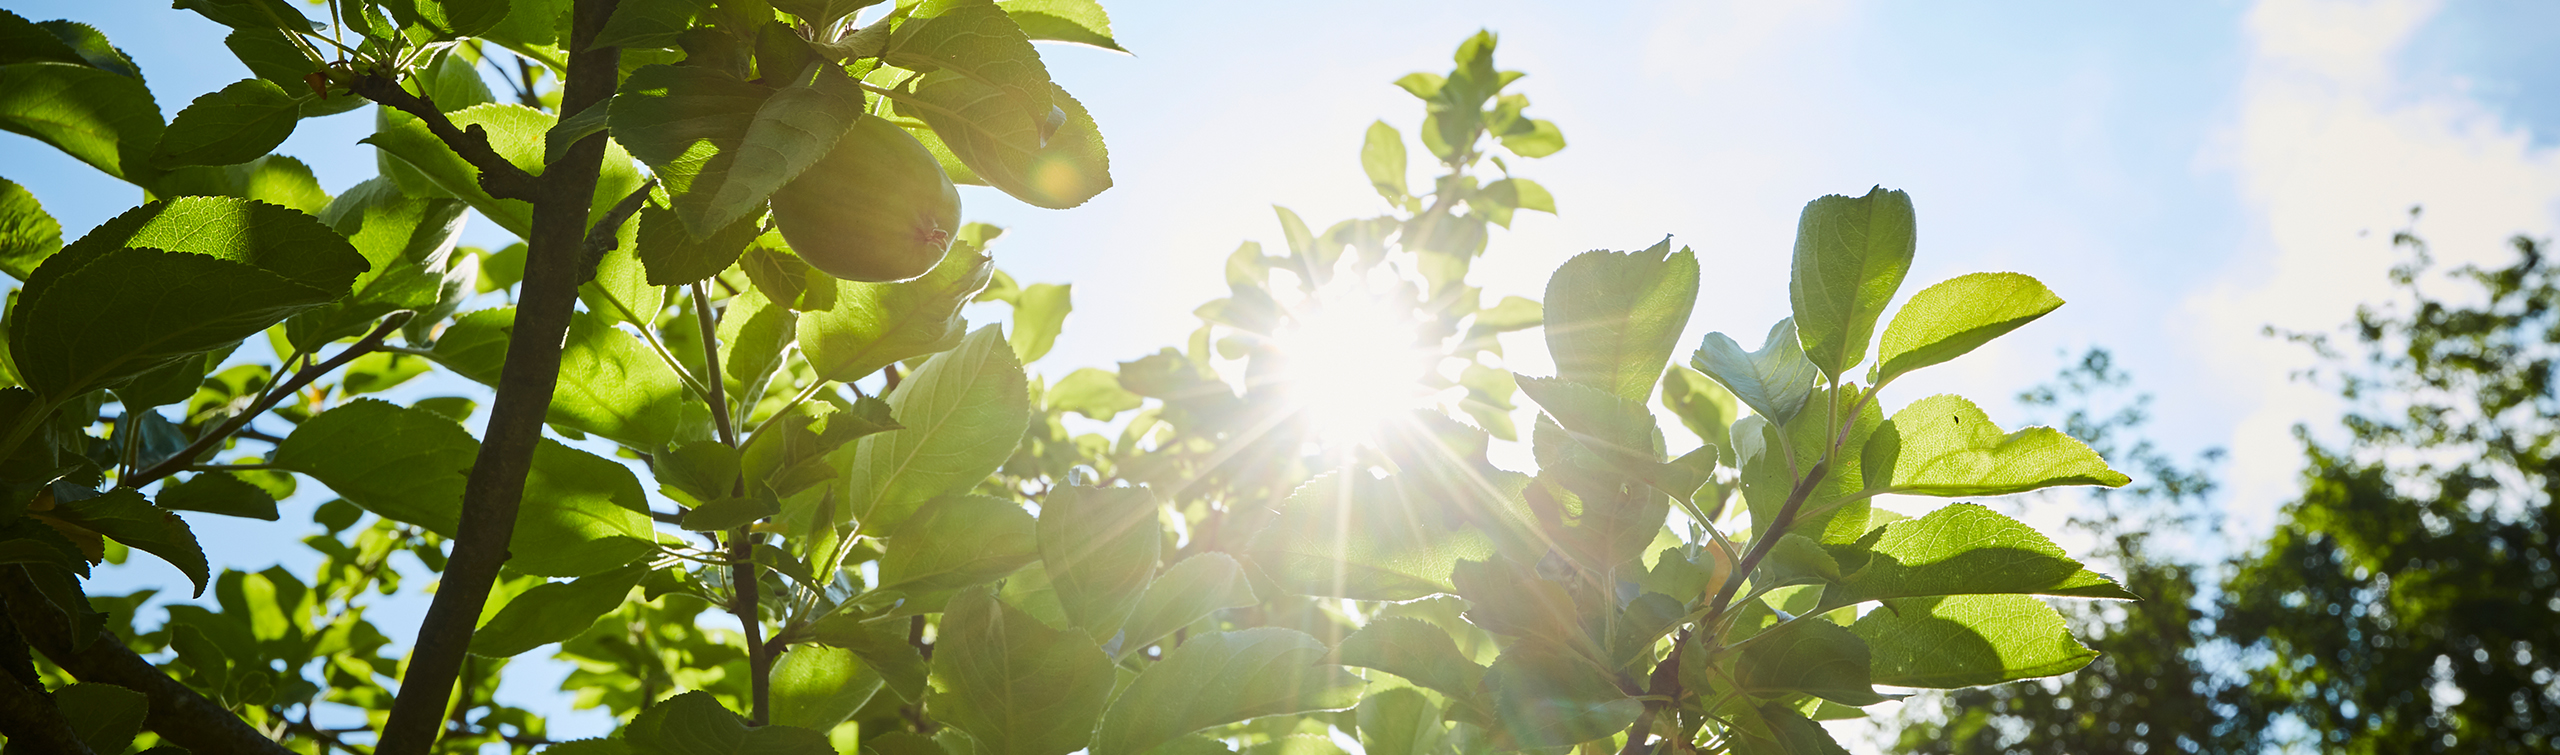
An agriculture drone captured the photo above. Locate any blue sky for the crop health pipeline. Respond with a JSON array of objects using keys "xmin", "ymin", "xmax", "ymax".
[{"xmin": 6, "ymin": 0, "xmax": 2558, "ymax": 748}]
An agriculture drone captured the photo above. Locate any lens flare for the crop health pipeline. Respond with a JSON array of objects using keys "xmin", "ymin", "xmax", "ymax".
[{"xmin": 1269, "ymin": 284, "xmax": 1433, "ymax": 448}]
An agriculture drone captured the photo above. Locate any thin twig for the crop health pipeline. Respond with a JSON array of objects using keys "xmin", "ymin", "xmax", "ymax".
[
  {"xmin": 348, "ymin": 72, "xmax": 539, "ymax": 201},
  {"xmin": 127, "ymin": 315, "xmax": 410, "ymax": 488}
]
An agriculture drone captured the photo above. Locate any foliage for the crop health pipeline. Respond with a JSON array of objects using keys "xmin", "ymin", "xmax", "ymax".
[
  {"xmin": 0, "ymin": 6, "xmax": 2131, "ymax": 755},
  {"xmin": 1887, "ymin": 222, "xmax": 2560, "ymax": 754}
]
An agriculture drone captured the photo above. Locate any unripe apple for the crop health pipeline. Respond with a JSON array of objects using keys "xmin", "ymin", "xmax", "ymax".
[{"xmin": 770, "ymin": 115, "xmax": 962, "ymax": 282}]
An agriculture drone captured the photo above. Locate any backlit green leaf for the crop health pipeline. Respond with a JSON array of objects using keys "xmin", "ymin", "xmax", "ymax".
[
  {"xmin": 152, "ymin": 78, "xmax": 300, "ymax": 169},
  {"xmin": 1481, "ymin": 637, "xmax": 1642, "ymax": 748},
  {"xmin": 1863, "ymin": 394, "xmax": 2130, "ymax": 498},
  {"xmin": 1247, "ymin": 472, "xmax": 1493, "ymax": 601},
  {"xmin": 1119, "ymin": 552, "xmax": 1259, "ymax": 656},
  {"xmin": 0, "ymin": 62, "xmax": 162, "ymax": 182},
  {"xmin": 1005, "ymin": 282, "xmax": 1071, "ymax": 363},
  {"xmin": 798, "ymin": 238, "xmax": 993, "ymax": 382},
  {"xmin": 155, "ymin": 472, "xmax": 279, "ymax": 521},
  {"xmin": 0, "ymin": 176, "xmax": 62, "ymax": 281},
  {"xmin": 1790, "ymin": 187, "xmax": 1916, "ymax": 380},
  {"xmin": 10, "ymin": 197, "xmax": 363, "ymax": 401},
  {"xmin": 1874, "ymin": 272, "xmax": 2062, "ymax": 383},
  {"xmin": 431, "ymin": 308, "xmax": 689, "ymax": 452},
  {"xmin": 1044, "ymin": 367, "xmax": 1139, "ymax": 421},
  {"xmin": 1037, "ymin": 483, "xmax": 1158, "ymax": 639},
  {"xmin": 1660, "ymin": 364, "xmax": 1739, "ymax": 463},
  {"xmin": 997, "ymin": 0, "xmax": 1126, "ymax": 51},
  {"xmin": 624, "ymin": 690, "xmax": 833, "ymax": 755},
  {"xmin": 845, "ymin": 326, "xmax": 1028, "ymax": 529},
  {"xmin": 611, "ymin": 63, "xmax": 863, "ymax": 237},
  {"xmin": 1361, "ymin": 120, "xmax": 1407, "ymax": 201},
  {"xmin": 1734, "ymin": 617, "xmax": 1887, "ymax": 705},
  {"xmin": 1822, "ymin": 503, "xmax": 2136, "ymax": 607},
  {"xmin": 593, "ymin": 0, "xmax": 706, "ymax": 49},
  {"xmin": 469, "ymin": 564, "xmax": 648, "ymax": 657},
  {"xmin": 637, "ymin": 202, "xmax": 756, "ymax": 286},
  {"xmin": 1355, "ymin": 687, "xmax": 1447, "ymax": 755},
  {"xmin": 1542, "ymin": 240, "xmax": 1699, "ymax": 402},
  {"xmin": 55, "ymin": 683, "xmax": 147, "ymax": 755},
  {"xmin": 288, "ymin": 177, "xmax": 469, "ymax": 350},
  {"xmin": 1852, "ymin": 594, "xmax": 2097, "ymax": 688},
  {"xmin": 1092, "ymin": 628, "xmax": 1363, "ymax": 755},
  {"xmin": 1692, "ymin": 318, "xmax": 1820, "ymax": 425},
  {"xmin": 890, "ymin": 74, "xmax": 1110, "ymax": 209},
  {"xmin": 770, "ymin": 644, "xmax": 882, "ymax": 731},
  {"xmin": 878, "ymin": 495, "xmax": 1037, "ymax": 599},
  {"xmin": 929, "ymin": 587, "xmax": 1115, "ymax": 755},
  {"xmin": 1330, "ymin": 617, "xmax": 1487, "ymax": 707}
]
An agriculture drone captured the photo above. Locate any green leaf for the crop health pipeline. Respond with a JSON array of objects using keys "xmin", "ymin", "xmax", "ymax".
[
  {"xmin": 1823, "ymin": 503, "xmax": 2136, "ymax": 607},
  {"xmin": 1732, "ymin": 702, "xmax": 1852, "ymax": 755},
  {"xmin": 155, "ymin": 472, "xmax": 279, "ymax": 521},
  {"xmin": 886, "ymin": 0, "xmax": 1053, "ymax": 135},
  {"xmin": 716, "ymin": 282, "xmax": 794, "ymax": 404},
  {"xmin": 659, "ymin": 440, "xmax": 739, "ymax": 503},
  {"xmin": 1733, "ymin": 383, "xmax": 1883, "ymax": 545},
  {"xmin": 890, "ymin": 74, "xmax": 1111, "ymax": 209},
  {"xmin": 1004, "ymin": 282, "xmax": 1070, "ymax": 363},
  {"xmin": 0, "ymin": 177, "xmax": 62, "ymax": 281},
  {"xmin": 929, "ymin": 587, "xmax": 1116, "ymax": 755},
  {"xmin": 1036, "ymin": 483, "xmax": 1158, "ymax": 640},
  {"xmin": 289, "ymin": 177, "xmax": 470, "ymax": 349},
  {"xmin": 637, "ymin": 203, "xmax": 756, "ymax": 286},
  {"xmin": 1118, "ymin": 552, "xmax": 1259, "ymax": 656},
  {"xmin": 1355, "ymin": 687, "xmax": 1448, "ymax": 755},
  {"xmin": 0, "ymin": 62, "xmax": 162, "ymax": 182},
  {"xmin": 468, "ymin": 564, "xmax": 648, "ymax": 657},
  {"xmin": 1330, "ymin": 617, "xmax": 1488, "ymax": 707},
  {"xmin": 1044, "ymin": 367, "xmax": 1139, "ymax": 421},
  {"xmin": 1361, "ymin": 120, "xmax": 1408, "ymax": 201},
  {"xmin": 610, "ymin": 63, "xmax": 863, "ymax": 237},
  {"xmin": 797, "ymin": 238, "xmax": 993, "ymax": 382},
  {"xmin": 1734, "ymin": 618, "xmax": 1887, "ymax": 705},
  {"xmin": 48, "ymin": 489, "xmax": 208, "ymax": 596},
  {"xmin": 152, "ymin": 154, "xmax": 332, "ymax": 214},
  {"xmin": 431, "ymin": 308, "xmax": 690, "ymax": 452},
  {"xmin": 624, "ymin": 690, "xmax": 834, "ymax": 755},
  {"xmin": 593, "ymin": 0, "xmax": 706, "ymax": 49},
  {"xmin": 845, "ymin": 325, "xmax": 1028, "ymax": 530},
  {"xmin": 1863, "ymin": 394, "xmax": 2129, "ymax": 498},
  {"xmin": 1852, "ymin": 594, "xmax": 2097, "ymax": 688},
  {"xmin": 1660, "ymin": 364, "xmax": 1739, "ymax": 462},
  {"xmin": 513, "ymin": 440, "xmax": 661, "ymax": 577},
  {"xmin": 878, "ymin": 495, "xmax": 1037, "ymax": 599},
  {"xmin": 55, "ymin": 683, "xmax": 147, "ymax": 755},
  {"xmin": 681, "ymin": 497, "xmax": 776, "ymax": 531},
  {"xmin": 276, "ymin": 400, "xmax": 657, "ymax": 576},
  {"xmin": 11, "ymin": 197, "xmax": 364, "ymax": 401},
  {"xmin": 396, "ymin": 0, "xmax": 512, "ymax": 40},
  {"xmin": 364, "ymin": 103, "xmax": 645, "ymax": 240},
  {"xmin": 1873, "ymin": 273, "xmax": 2062, "ymax": 383},
  {"xmin": 1091, "ymin": 628, "xmax": 1363, "ymax": 755},
  {"xmin": 1692, "ymin": 318, "xmax": 1820, "ymax": 425},
  {"xmin": 1541, "ymin": 240, "xmax": 1698, "ymax": 402},
  {"xmin": 174, "ymin": 0, "xmax": 319, "ymax": 32},
  {"xmin": 770, "ymin": 644, "xmax": 883, "ymax": 731},
  {"xmin": 1480, "ymin": 637, "xmax": 1643, "ymax": 748},
  {"xmin": 151, "ymin": 79, "xmax": 299, "ymax": 169},
  {"xmin": 810, "ymin": 613, "xmax": 931, "ymax": 703},
  {"xmin": 1789, "ymin": 187, "xmax": 1916, "ymax": 381},
  {"xmin": 1247, "ymin": 472, "xmax": 1494, "ymax": 601},
  {"xmin": 0, "ymin": 11, "xmax": 88, "ymax": 68},
  {"xmin": 1449, "ymin": 557, "xmax": 1591, "ymax": 653},
  {"xmin": 997, "ymin": 0, "xmax": 1126, "ymax": 51}
]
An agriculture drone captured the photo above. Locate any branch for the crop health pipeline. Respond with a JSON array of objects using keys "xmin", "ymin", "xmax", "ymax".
[
  {"xmin": 373, "ymin": 1, "xmax": 626, "ymax": 752},
  {"xmin": 128, "ymin": 315, "xmax": 410, "ymax": 488},
  {"xmin": 0, "ymin": 567, "xmax": 292, "ymax": 755},
  {"xmin": 349, "ymin": 73, "xmax": 540, "ymax": 202},
  {"xmin": 0, "ymin": 668, "xmax": 97, "ymax": 755},
  {"xmin": 584, "ymin": 180, "xmax": 657, "ymax": 278},
  {"xmin": 1706, "ymin": 461, "xmax": 1828, "ymax": 619}
]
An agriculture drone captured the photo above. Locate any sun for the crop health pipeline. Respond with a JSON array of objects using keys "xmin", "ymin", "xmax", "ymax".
[{"xmin": 1268, "ymin": 281, "xmax": 1436, "ymax": 449}]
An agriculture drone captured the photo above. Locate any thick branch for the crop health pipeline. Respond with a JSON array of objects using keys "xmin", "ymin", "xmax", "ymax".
[
  {"xmin": 129, "ymin": 315, "xmax": 409, "ymax": 488},
  {"xmin": 349, "ymin": 73, "xmax": 540, "ymax": 201},
  {"xmin": 0, "ymin": 668, "xmax": 96, "ymax": 755},
  {"xmin": 373, "ymin": 1, "xmax": 624, "ymax": 753},
  {"xmin": 0, "ymin": 567, "xmax": 291, "ymax": 755}
]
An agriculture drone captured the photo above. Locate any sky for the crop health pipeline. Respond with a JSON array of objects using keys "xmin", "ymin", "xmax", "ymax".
[{"xmin": 5, "ymin": 0, "xmax": 2559, "ymax": 749}]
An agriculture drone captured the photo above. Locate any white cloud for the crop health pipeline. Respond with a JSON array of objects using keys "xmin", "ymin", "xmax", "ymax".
[{"xmin": 2191, "ymin": 0, "xmax": 2560, "ymax": 533}]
